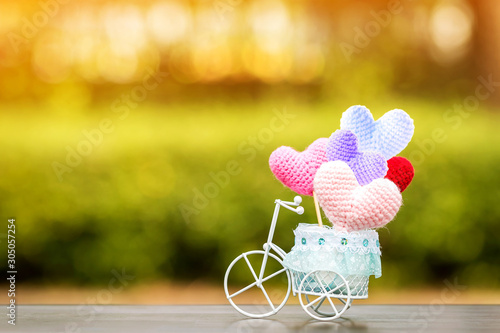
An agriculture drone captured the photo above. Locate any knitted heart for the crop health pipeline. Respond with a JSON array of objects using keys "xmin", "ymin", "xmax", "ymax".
[
  {"xmin": 340, "ymin": 105, "xmax": 414, "ymax": 160},
  {"xmin": 269, "ymin": 138, "xmax": 328, "ymax": 196},
  {"xmin": 326, "ymin": 130, "xmax": 387, "ymax": 186},
  {"xmin": 385, "ymin": 156, "xmax": 414, "ymax": 192},
  {"xmin": 313, "ymin": 161, "xmax": 402, "ymax": 232}
]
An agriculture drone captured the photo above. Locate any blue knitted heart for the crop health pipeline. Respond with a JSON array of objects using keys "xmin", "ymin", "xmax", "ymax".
[
  {"xmin": 340, "ymin": 106, "xmax": 414, "ymax": 160},
  {"xmin": 326, "ymin": 130, "xmax": 387, "ymax": 186}
]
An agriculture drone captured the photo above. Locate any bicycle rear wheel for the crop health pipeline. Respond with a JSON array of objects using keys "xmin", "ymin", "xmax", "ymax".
[{"xmin": 298, "ymin": 270, "xmax": 351, "ymax": 321}]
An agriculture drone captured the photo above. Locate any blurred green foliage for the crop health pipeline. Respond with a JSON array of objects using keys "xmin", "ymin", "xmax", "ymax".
[{"xmin": 0, "ymin": 96, "xmax": 499, "ymax": 289}]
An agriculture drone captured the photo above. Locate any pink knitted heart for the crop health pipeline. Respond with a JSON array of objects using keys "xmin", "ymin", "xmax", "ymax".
[
  {"xmin": 269, "ymin": 138, "xmax": 328, "ymax": 196},
  {"xmin": 313, "ymin": 161, "xmax": 402, "ymax": 231}
]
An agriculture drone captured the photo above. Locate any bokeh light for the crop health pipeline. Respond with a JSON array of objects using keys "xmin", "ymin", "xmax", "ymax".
[
  {"xmin": 429, "ymin": 0, "xmax": 474, "ymax": 64},
  {"xmin": 146, "ymin": 1, "xmax": 191, "ymax": 46}
]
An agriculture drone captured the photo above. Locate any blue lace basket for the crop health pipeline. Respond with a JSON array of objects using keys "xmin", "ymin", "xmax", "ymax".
[{"xmin": 283, "ymin": 224, "xmax": 382, "ymax": 299}]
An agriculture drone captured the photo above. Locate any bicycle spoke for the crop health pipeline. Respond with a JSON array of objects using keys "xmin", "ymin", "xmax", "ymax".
[
  {"xmin": 228, "ymin": 280, "xmax": 258, "ymax": 299},
  {"xmin": 326, "ymin": 295, "xmax": 339, "ymax": 316},
  {"xmin": 261, "ymin": 267, "xmax": 287, "ymax": 283},
  {"xmin": 305, "ymin": 295, "xmax": 325, "ymax": 309},
  {"xmin": 320, "ymin": 273, "xmax": 341, "ymax": 315},
  {"xmin": 315, "ymin": 273, "xmax": 340, "ymax": 315},
  {"xmin": 243, "ymin": 254, "xmax": 259, "ymax": 282},
  {"xmin": 259, "ymin": 284, "xmax": 276, "ymax": 311},
  {"xmin": 313, "ymin": 296, "xmax": 326, "ymax": 311}
]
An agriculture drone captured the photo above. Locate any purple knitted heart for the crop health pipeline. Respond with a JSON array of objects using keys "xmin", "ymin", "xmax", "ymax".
[{"xmin": 326, "ymin": 130, "xmax": 388, "ymax": 186}]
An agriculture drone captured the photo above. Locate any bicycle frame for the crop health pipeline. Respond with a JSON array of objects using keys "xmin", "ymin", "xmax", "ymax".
[{"xmin": 256, "ymin": 197, "xmax": 303, "ymax": 288}]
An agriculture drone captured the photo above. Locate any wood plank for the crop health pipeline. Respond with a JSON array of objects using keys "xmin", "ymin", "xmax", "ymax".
[{"xmin": 1, "ymin": 305, "xmax": 499, "ymax": 332}]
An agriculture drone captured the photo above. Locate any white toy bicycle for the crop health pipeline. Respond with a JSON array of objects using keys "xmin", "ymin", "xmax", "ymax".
[{"xmin": 224, "ymin": 196, "xmax": 381, "ymax": 321}]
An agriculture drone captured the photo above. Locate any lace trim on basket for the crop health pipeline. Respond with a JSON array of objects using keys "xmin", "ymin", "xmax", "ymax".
[{"xmin": 291, "ymin": 223, "xmax": 381, "ymax": 255}]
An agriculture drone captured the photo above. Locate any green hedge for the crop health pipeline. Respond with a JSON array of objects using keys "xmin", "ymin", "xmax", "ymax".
[{"xmin": 1, "ymin": 97, "xmax": 499, "ymax": 288}]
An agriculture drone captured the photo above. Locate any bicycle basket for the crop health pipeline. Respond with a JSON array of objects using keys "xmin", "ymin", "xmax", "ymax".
[{"xmin": 283, "ymin": 223, "xmax": 381, "ymax": 299}]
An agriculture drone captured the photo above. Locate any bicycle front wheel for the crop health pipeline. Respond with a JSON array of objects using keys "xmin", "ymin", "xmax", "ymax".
[{"xmin": 224, "ymin": 250, "xmax": 291, "ymax": 318}]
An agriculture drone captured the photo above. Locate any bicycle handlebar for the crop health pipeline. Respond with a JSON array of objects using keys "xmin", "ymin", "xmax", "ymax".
[
  {"xmin": 275, "ymin": 196, "xmax": 304, "ymax": 215},
  {"xmin": 280, "ymin": 196, "xmax": 302, "ymax": 206}
]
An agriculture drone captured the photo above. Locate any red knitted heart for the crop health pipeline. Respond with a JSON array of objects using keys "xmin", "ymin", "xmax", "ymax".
[{"xmin": 384, "ymin": 157, "xmax": 414, "ymax": 192}]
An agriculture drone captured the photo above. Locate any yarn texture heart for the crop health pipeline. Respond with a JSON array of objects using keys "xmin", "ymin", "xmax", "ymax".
[
  {"xmin": 269, "ymin": 138, "xmax": 328, "ymax": 196},
  {"xmin": 326, "ymin": 130, "xmax": 387, "ymax": 186},
  {"xmin": 340, "ymin": 105, "xmax": 414, "ymax": 160},
  {"xmin": 385, "ymin": 156, "xmax": 414, "ymax": 192},
  {"xmin": 313, "ymin": 161, "xmax": 402, "ymax": 232}
]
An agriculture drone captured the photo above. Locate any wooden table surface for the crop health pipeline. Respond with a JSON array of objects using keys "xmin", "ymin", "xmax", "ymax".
[{"xmin": 1, "ymin": 305, "xmax": 499, "ymax": 332}]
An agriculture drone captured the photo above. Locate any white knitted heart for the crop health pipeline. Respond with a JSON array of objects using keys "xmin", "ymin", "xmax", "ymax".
[
  {"xmin": 313, "ymin": 161, "xmax": 402, "ymax": 232},
  {"xmin": 340, "ymin": 105, "xmax": 414, "ymax": 160}
]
